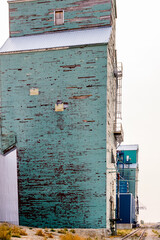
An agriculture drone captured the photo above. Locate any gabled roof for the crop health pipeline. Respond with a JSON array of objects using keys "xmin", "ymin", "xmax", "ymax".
[
  {"xmin": 117, "ymin": 145, "xmax": 139, "ymax": 151},
  {"xmin": 0, "ymin": 27, "xmax": 112, "ymax": 54}
]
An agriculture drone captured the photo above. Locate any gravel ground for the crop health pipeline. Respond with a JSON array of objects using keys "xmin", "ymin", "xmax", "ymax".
[
  {"xmin": 1, "ymin": 224, "xmax": 159, "ymax": 240},
  {"xmin": 143, "ymin": 228, "xmax": 160, "ymax": 240},
  {"xmin": 10, "ymin": 227, "xmax": 110, "ymax": 240}
]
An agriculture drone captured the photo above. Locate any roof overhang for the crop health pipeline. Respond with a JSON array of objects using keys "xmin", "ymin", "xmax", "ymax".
[
  {"xmin": 117, "ymin": 145, "xmax": 139, "ymax": 151},
  {"xmin": 0, "ymin": 27, "xmax": 112, "ymax": 55}
]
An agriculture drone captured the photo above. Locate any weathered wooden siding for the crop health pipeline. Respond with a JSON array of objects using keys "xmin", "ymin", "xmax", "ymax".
[
  {"xmin": 9, "ymin": 0, "xmax": 112, "ymax": 37},
  {"xmin": 0, "ymin": 45, "xmax": 108, "ymax": 228}
]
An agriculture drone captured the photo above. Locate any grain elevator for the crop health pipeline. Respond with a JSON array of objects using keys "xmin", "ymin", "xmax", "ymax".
[{"xmin": 0, "ymin": 0, "xmax": 123, "ymax": 230}]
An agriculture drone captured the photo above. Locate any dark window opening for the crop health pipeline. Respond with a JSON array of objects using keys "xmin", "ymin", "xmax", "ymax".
[{"xmin": 111, "ymin": 149, "xmax": 115, "ymax": 163}]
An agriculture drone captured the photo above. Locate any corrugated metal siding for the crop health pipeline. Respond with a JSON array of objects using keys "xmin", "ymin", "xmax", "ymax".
[
  {"xmin": 0, "ymin": 27, "xmax": 111, "ymax": 53},
  {"xmin": 9, "ymin": 0, "xmax": 112, "ymax": 37},
  {"xmin": 117, "ymin": 149, "xmax": 138, "ymax": 198},
  {"xmin": 119, "ymin": 181, "xmax": 128, "ymax": 194},
  {"xmin": 117, "ymin": 194, "xmax": 135, "ymax": 224},
  {"xmin": 0, "ymin": 44, "xmax": 107, "ymax": 228},
  {"xmin": 118, "ymin": 168, "xmax": 136, "ymax": 197}
]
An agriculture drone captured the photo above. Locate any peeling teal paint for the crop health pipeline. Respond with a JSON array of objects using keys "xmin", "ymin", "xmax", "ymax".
[
  {"xmin": 0, "ymin": 45, "xmax": 108, "ymax": 228},
  {"xmin": 9, "ymin": 0, "xmax": 112, "ymax": 37}
]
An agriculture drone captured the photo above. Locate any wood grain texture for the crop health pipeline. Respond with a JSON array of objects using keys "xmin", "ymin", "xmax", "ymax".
[
  {"xmin": 0, "ymin": 45, "xmax": 108, "ymax": 228},
  {"xmin": 9, "ymin": 0, "xmax": 112, "ymax": 37}
]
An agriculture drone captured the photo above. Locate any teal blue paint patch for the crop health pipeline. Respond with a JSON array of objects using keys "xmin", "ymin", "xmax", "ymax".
[
  {"xmin": 0, "ymin": 45, "xmax": 108, "ymax": 228},
  {"xmin": 9, "ymin": 0, "xmax": 112, "ymax": 37},
  {"xmin": 122, "ymin": 150, "xmax": 137, "ymax": 164}
]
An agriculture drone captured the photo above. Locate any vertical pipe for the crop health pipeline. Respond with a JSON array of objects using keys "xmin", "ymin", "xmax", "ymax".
[
  {"xmin": 136, "ymin": 196, "xmax": 139, "ymax": 215},
  {"xmin": 117, "ymin": 172, "xmax": 120, "ymax": 219}
]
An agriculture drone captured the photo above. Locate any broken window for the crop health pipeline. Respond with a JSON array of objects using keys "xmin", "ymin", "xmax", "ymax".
[{"xmin": 55, "ymin": 10, "xmax": 64, "ymax": 25}]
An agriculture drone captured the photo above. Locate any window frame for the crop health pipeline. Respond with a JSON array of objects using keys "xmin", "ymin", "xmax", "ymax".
[{"xmin": 54, "ymin": 10, "xmax": 64, "ymax": 26}]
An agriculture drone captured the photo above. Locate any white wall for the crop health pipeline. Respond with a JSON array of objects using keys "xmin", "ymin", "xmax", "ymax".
[
  {"xmin": 0, "ymin": 149, "xmax": 19, "ymax": 225},
  {"xmin": 106, "ymin": 22, "xmax": 117, "ymax": 230}
]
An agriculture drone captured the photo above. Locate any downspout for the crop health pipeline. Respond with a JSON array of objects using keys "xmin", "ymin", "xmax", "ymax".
[{"xmin": 117, "ymin": 172, "xmax": 120, "ymax": 219}]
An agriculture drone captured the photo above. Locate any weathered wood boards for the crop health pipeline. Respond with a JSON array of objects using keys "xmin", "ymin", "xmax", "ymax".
[{"xmin": 9, "ymin": 0, "xmax": 112, "ymax": 37}]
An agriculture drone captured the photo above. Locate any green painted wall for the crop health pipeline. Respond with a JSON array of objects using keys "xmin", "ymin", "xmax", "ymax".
[
  {"xmin": 120, "ymin": 150, "xmax": 137, "ymax": 164},
  {"xmin": 119, "ymin": 168, "xmax": 136, "ymax": 197},
  {"xmin": 117, "ymin": 149, "xmax": 138, "ymax": 198},
  {"xmin": 0, "ymin": 44, "xmax": 108, "ymax": 228},
  {"xmin": 9, "ymin": 0, "xmax": 112, "ymax": 37},
  {"xmin": 117, "ymin": 150, "xmax": 138, "ymax": 164}
]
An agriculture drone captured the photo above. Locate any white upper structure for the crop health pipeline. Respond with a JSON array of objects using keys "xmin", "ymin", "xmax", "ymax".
[
  {"xmin": 0, "ymin": 27, "xmax": 112, "ymax": 54},
  {"xmin": 117, "ymin": 144, "xmax": 139, "ymax": 151}
]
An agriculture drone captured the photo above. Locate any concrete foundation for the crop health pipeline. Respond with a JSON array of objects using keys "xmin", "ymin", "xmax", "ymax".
[
  {"xmin": 117, "ymin": 224, "xmax": 133, "ymax": 230},
  {"xmin": 72, "ymin": 229, "xmax": 110, "ymax": 238}
]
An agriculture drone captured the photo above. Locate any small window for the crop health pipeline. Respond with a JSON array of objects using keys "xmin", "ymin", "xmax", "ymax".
[
  {"xmin": 111, "ymin": 149, "xmax": 115, "ymax": 163},
  {"xmin": 55, "ymin": 10, "xmax": 64, "ymax": 25}
]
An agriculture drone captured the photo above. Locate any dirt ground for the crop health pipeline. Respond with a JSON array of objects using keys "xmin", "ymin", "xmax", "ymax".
[
  {"xmin": 1, "ymin": 224, "xmax": 160, "ymax": 240},
  {"xmin": 2, "ymin": 225, "xmax": 112, "ymax": 240}
]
